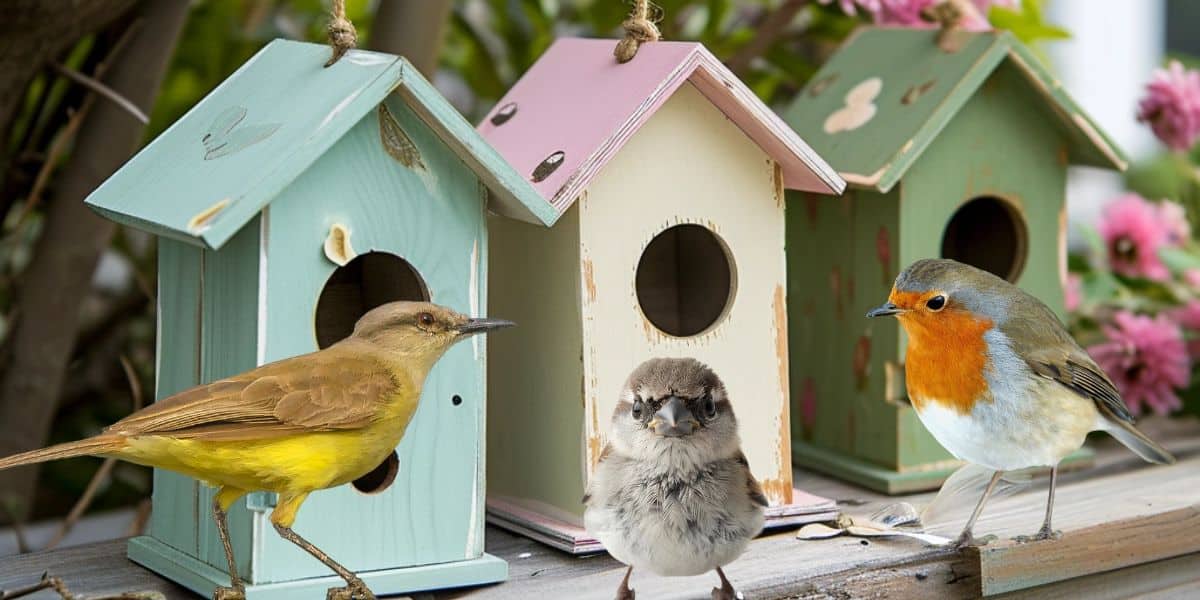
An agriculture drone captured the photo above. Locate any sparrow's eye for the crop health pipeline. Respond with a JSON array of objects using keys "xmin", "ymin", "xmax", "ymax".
[
  {"xmin": 926, "ymin": 295, "xmax": 946, "ymax": 311},
  {"xmin": 702, "ymin": 393, "xmax": 717, "ymax": 420},
  {"xmin": 631, "ymin": 398, "xmax": 645, "ymax": 420},
  {"xmin": 418, "ymin": 312, "xmax": 435, "ymax": 327}
]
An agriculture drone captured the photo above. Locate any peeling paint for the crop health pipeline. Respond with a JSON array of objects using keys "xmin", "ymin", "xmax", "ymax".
[
  {"xmin": 378, "ymin": 104, "xmax": 425, "ymax": 170},
  {"xmin": 771, "ymin": 284, "xmax": 792, "ymax": 501},
  {"xmin": 852, "ymin": 334, "xmax": 871, "ymax": 391},
  {"xmin": 582, "ymin": 258, "xmax": 597, "ymax": 303},
  {"xmin": 319, "ymin": 89, "xmax": 364, "ymax": 130},
  {"xmin": 876, "ymin": 226, "xmax": 892, "ymax": 286},
  {"xmin": 760, "ymin": 478, "xmax": 790, "ymax": 505},
  {"xmin": 187, "ymin": 199, "xmax": 230, "ymax": 234},
  {"xmin": 323, "ymin": 223, "xmax": 355, "ymax": 266}
]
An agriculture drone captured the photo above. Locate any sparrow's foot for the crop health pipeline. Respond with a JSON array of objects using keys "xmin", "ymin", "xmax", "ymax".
[
  {"xmin": 615, "ymin": 584, "xmax": 635, "ymax": 600},
  {"xmin": 1014, "ymin": 525, "xmax": 1062, "ymax": 544},
  {"xmin": 953, "ymin": 531, "xmax": 997, "ymax": 549},
  {"xmin": 213, "ymin": 585, "xmax": 246, "ymax": 600},
  {"xmin": 711, "ymin": 582, "xmax": 741, "ymax": 600},
  {"xmin": 326, "ymin": 578, "xmax": 376, "ymax": 600}
]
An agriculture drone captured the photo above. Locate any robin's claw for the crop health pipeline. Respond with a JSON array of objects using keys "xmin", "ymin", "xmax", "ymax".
[
  {"xmin": 953, "ymin": 531, "xmax": 997, "ymax": 549},
  {"xmin": 1014, "ymin": 526, "xmax": 1062, "ymax": 544}
]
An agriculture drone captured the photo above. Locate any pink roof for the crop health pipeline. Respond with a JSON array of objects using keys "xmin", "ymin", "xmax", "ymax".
[{"xmin": 478, "ymin": 38, "xmax": 844, "ymax": 217}]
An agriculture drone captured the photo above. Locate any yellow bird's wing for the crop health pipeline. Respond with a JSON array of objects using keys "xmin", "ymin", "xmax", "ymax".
[{"xmin": 106, "ymin": 344, "xmax": 401, "ymax": 441}]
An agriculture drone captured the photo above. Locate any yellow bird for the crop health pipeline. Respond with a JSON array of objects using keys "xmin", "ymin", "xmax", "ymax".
[{"xmin": 0, "ymin": 301, "xmax": 513, "ymax": 600}]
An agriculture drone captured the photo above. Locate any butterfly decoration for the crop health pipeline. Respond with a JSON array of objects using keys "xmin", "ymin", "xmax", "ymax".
[{"xmin": 202, "ymin": 106, "xmax": 281, "ymax": 160}]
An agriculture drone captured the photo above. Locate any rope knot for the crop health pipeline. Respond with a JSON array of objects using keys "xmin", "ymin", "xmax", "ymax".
[
  {"xmin": 325, "ymin": 1, "xmax": 358, "ymax": 67},
  {"xmin": 614, "ymin": 1, "xmax": 661, "ymax": 63}
]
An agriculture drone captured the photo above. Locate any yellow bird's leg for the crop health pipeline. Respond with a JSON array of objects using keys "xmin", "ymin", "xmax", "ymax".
[
  {"xmin": 212, "ymin": 487, "xmax": 248, "ymax": 600},
  {"xmin": 270, "ymin": 493, "xmax": 376, "ymax": 600}
]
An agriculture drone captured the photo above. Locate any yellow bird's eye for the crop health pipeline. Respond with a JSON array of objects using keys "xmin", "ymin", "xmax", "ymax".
[{"xmin": 418, "ymin": 312, "xmax": 435, "ymax": 327}]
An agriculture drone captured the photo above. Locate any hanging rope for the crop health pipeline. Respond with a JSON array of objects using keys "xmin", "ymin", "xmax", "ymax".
[
  {"xmin": 325, "ymin": 0, "xmax": 358, "ymax": 67},
  {"xmin": 614, "ymin": 0, "xmax": 661, "ymax": 64}
]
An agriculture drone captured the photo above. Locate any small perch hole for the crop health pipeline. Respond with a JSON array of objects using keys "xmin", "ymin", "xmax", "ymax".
[
  {"xmin": 636, "ymin": 224, "xmax": 736, "ymax": 337},
  {"xmin": 941, "ymin": 196, "xmax": 1028, "ymax": 282},
  {"xmin": 352, "ymin": 451, "xmax": 399, "ymax": 495},
  {"xmin": 315, "ymin": 252, "xmax": 430, "ymax": 348}
]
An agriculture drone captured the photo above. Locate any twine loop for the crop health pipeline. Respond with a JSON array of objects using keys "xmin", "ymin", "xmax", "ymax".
[
  {"xmin": 325, "ymin": 0, "xmax": 358, "ymax": 67},
  {"xmin": 614, "ymin": 0, "xmax": 661, "ymax": 64}
]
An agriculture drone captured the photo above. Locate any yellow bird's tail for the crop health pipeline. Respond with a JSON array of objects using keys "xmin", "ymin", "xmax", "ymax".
[{"xmin": 0, "ymin": 436, "xmax": 126, "ymax": 471}]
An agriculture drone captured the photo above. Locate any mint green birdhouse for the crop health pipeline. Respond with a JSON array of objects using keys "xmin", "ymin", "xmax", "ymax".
[
  {"xmin": 85, "ymin": 40, "xmax": 552, "ymax": 599},
  {"xmin": 780, "ymin": 28, "xmax": 1127, "ymax": 494}
]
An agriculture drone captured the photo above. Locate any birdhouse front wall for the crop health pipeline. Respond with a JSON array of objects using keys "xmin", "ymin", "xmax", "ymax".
[
  {"xmin": 144, "ymin": 96, "xmax": 492, "ymax": 586},
  {"xmin": 788, "ymin": 61, "xmax": 1070, "ymax": 490},
  {"xmin": 579, "ymin": 82, "xmax": 793, "ymax": 505}
]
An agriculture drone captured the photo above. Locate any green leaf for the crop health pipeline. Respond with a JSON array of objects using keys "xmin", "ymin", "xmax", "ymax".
[
  {"xmin": 1159, "ymin": 246, "xmax": 1200, "ymax": 274},
  {"xmin": 988, "ymin": 0, "xmax": 1071, "ymax": 45}
]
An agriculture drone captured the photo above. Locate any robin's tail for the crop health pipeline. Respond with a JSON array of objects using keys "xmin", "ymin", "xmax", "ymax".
[
  {"xmin": 0, "ymin": 436, "xmax": 126, "ymax": 471},
  {"xmin": 1104, "ymin": 420, "xmax": 1176, "ymax": 465}
]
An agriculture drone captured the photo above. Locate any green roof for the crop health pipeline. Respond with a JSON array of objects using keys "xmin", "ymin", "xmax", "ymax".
[
  {"xmin": 86, "ymin": 39, "xmax": 554, "ymax": 250},
  {"xmin": 782, "ymin": 27, "xmax": 1127, "ymax": 193}
]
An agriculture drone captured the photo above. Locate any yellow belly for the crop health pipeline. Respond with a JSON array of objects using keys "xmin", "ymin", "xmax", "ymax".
[{"xmin": 119, "ymin": 416, "xmax": 410, "ymax": 495}]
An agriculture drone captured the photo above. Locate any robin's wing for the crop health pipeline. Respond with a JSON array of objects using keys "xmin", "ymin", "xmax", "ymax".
[
  {"xmin": 735, "ymin": 451, "xmax": 769, "ymax": 508},
  {"xmin": 581, "ymin": 443, "xmax": 613, "ymax": 505},
  {"xmin": 107, "ymin": 345, "xmax": 401, "ymax": 440},
  {"xmin": 999, "ymin": 296, "xmax": 1134, "ymax": 424}
]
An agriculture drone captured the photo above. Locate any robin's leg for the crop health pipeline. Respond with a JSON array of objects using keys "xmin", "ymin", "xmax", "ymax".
[
  {"xmin": 711, "ymin": 566, "xmax": 739, "ymax": 600},
  {"xmin": 615, "ymin": 565, "xmax": 635, "ymax": 600},
  {"xmin": 212, "ymin": 487, "xmax": 248, "ymax": 600},
  {"xmin": 955, "ymin": 470, "xmax": 1002, "ymax": 548},
  {"xmin": 270, "ymin": 493, "xmax": 376, "ymax": 600},
  {"xmin": 1016, "ymin": 464, "xmax": 1063, "ymax": 543}
]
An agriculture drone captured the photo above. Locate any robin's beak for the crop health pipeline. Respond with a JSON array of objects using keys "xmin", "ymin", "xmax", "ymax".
[
  {"xmin": 455, "ymin": 317, "xmax": 516, "ymax": 336},
  {"xmin": 649, "ymin": 396, "xmax": 698, "ymax": 437},
  {"xmin": 866, "ymin": 302, "xmax": 905, "ymax": 318}
]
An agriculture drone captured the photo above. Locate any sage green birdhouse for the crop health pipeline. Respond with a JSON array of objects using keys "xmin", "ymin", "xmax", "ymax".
[
  {"xmin": 84, "ymin": 40, "xmax": 552, "ymax": 599},
  {"xmin": 781, "ymin": 28, "xmax": 1127, "ymax": 493}
]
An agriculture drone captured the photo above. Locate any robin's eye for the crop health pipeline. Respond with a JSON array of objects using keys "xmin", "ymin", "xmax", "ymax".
[
  {"xmin": 631, "ymin": 398, "xmax": 645, "ymax": 420},
  {"xmin": 702, "ymin": 392, "xmax": 717, "ymax": 420},
  {"xmin": 418, "ymin": 312, "xmax": 435, "ymax": 327},
  {"xmin": 926, "ymin": 295, "xmax": 946, "ymax": 311}
]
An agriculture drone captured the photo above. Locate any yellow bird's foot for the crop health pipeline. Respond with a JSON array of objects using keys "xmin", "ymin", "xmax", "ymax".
[
  {"xmin": 326, "ymin": 578, "xmax": 375, "ymax": 600},
  {"xmin": 213, "ymin": 585, "xmax": 246, "ymax": 600}
]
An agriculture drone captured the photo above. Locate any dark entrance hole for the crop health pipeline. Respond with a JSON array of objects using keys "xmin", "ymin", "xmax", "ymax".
[
  {"xmin": 940, "ymin": 196, "xmax": 1028, "ymax": 282},
  {"xmin": 352, "ymin": 451, "xmax": 399, "ymax": 495},
  {"xmin": 314, "ymin": 251, "xmax": 430, "ymax": 349},
  {"xmin": 635, "ymin": 224, "xmax": 736, "ymax": 337}
]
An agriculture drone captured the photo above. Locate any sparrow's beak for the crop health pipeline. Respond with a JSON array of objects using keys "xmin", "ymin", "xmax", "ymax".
[
  {"xmin": 650, "ymin": 396, "xmax": 698, "ymax": 437},
  {"xmin": 456, "ymin": 317, "xmax": 516, "ymax": 336},
  {"xmin": 866, "ymin": 302, "xmax": 905, "ymax": 318}
]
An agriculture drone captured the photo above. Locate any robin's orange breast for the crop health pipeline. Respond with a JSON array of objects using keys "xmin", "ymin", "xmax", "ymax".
[{"xmin": 899, "ymin": 307, "xmax": 994, "ymax": 415}]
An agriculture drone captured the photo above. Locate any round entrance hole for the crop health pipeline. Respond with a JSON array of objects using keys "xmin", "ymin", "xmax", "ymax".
[
  {"xmin": 940, "ymin": 196, "xmax": 1028, "ymax": 282},
  {"xmin": 635, "ymin": 224, "xmax": 736, "ymax": 337},
  {"xmin": 352, "ymin": 451, "xmax": 399, "ymax": 495},
  {"xmin": 314, "ymin": 251, "xmax": 430, "ymax": 349}
]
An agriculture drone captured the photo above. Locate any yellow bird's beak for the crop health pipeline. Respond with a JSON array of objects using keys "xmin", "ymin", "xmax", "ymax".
[{"xmin": 455, "ymin": 318, "xmax": 516, "ymax": 336}]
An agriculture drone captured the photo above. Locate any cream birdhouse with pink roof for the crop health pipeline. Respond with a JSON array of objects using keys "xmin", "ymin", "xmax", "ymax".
[{"xmin": 477, "ymin": 37, "xmax": 845, "ymax": 551}]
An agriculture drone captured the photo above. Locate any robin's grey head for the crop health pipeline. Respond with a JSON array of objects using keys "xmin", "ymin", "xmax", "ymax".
[
  {"xmin": 609, "ymin": 358, "xmax": 740, "ymax": 464},
  {"xmin": 865, "ymin": 258, "xmax": 1016, "ymax": 324}
]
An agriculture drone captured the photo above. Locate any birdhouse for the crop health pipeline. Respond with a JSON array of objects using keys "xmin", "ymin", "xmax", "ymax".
[
  {"xmin": 84, "ymin": 40, "xmax": 553, "ymax": 598},
  {"xmin": 477, "ymin": 38, "xmax": 845, "ymax": 551},
  {"xmin": 780, "ymin": 28, "xmax": 1128, "ymax": 493}
]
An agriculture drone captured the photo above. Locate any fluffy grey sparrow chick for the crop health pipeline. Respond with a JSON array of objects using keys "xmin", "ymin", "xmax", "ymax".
[{"xmin": 583, "ymin": 358, "xmax": 767, "ymax": 600}]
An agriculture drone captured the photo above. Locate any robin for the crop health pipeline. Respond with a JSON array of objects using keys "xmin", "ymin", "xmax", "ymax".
[
  {"xmin": 583, "ymin": 358, "xmax": 766, "ymax": 600},
  {"xmin": 867, "ymin": 258, "xmax": 1175, "ymax": 547}
]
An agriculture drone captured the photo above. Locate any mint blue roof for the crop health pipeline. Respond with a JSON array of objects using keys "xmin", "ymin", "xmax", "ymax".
[{"xmin": 86, "ymin": 39, "xmax": 555, "ymax": 250}]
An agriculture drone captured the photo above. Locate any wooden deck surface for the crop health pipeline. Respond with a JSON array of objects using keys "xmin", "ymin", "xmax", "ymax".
[{"xmin": 2, "ymin": 417, "xmax": 1198, "ymax": 599}]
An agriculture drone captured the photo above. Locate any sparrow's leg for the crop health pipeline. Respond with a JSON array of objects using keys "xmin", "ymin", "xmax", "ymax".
[
  {"xmin": 711, "ymin": 566, "xmax": 739, "ymax": 600},
  {"xmin": 270, "ymin": 493, "xmax": 376, "ymax": 600},
  {"xmin": 955, "ymin": 470, "xmax": 1002, "ymax": 548},
  {"xmin": 615, "ymin": 565, "xmax": 635, "ymax": 600},
  {"xmin": 1016, "ymin": 464, "xmax": 1063, "ymax": 543},
  {"xmin": 212, "ymin": 487, "xmax": 248, "ymax": 600}
]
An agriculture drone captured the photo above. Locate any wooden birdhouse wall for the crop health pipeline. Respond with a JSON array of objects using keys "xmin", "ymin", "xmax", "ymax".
[
  {"xmin": 138, "ymin": 96, "xmax": 496, "ymax": 589},
  {"xmin": 788, "ymin": 62, "xmax": 1070, "ymax": 491},
  {"xmin": 579, "ymin": 83, "xmax": 793, "ymax": 507}
]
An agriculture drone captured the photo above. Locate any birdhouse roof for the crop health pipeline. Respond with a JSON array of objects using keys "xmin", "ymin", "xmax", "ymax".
[
  {"xmin": 783, "ymin": 27, "xmax": 1128, "ymax": 193},
  {"xmin": 85, "ymin": 39, "xmax": 555, "ymax": 250},
  {"xmin": 477, "ymin": 38, "xmax": 845, "ymax": 219}
]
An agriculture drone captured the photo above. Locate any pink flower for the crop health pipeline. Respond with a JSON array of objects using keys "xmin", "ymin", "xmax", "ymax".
[
  {"xmin": 1064, "ymin": 273, "xmax": 1082, "ymax": 313},
  {"xmin": 1098, "ymin": 194, "xmax": 1172, "ymax": 281},
  {"xmin": 1169, "ymin": 300, "xmax": 1200, "ymax": 359},
  {"xmin": 1087, "ymin": 311, "xmax": 1189, "ymax": 416},
  {"xmin": 1157, "ymin": 200, "xmax": 1191, "ymax": 245},
  {"xmin": 1137, "ymin": 60, "xmax": 1200, "ymax": 152},
  {"xmin": 1185, "ymin": 269, "xmax": 1200, "ymax": 288},
  {"xmin": 817, "ymin": 0, "xmax": 881, "ymax": 16},
  {"xmin": 820, "ymin": 0, "xmax": 1001, "ymax": 31}
]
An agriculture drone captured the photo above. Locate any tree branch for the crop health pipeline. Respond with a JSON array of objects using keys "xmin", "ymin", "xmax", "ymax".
[
  {"xmin": 725, "ymin": 0, "xmax": 809, "ymax": 76},
  {"xmin": 370, "ymin": 0, "xmax": 453, "ymax": 77}
]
